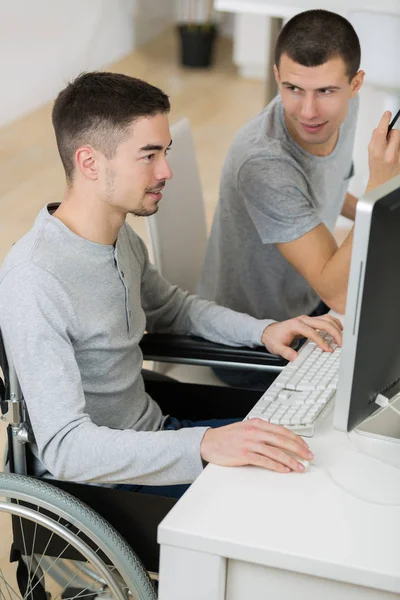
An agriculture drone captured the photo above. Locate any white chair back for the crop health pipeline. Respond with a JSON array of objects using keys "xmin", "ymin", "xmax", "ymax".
[{"xmin": 146, "ymin": 117, "xmax": 207, "ymax": 293}]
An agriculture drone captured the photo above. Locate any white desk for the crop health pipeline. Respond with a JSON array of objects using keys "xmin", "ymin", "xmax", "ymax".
[{"xmin": 158, "ymin": 406, "xmax": 400, "ymax": 599}]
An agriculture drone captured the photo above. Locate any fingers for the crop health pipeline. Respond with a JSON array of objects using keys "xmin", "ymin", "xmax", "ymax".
[
  {"xmin": 282, "ymin": 320, "xmax": 333, "ymax": 352},
  {"xmin": 200, "ymin": 419, "xmax": 314, "ymax": 474},
  {"xmin": 247, "ymin": 445, "xmax": 306, "ymax": 473},
  {"xmin": 250, "ymin": 417, "xmax": 308, "ymax": 444},
  {"xmin": 244, "ymin": 451, "xmax": 291, "ymax": 473},
  {"xmin": 297, "ymin": 315, "xmax": 343, "ymax": 346},
  {"xmin": 368, "ymin": 112, "xmax": 392, "ymax": 158},
  {"xmin": 275, "ymin": 344, "xmax": 298, "ymax": 362},
  {"xmin": 301, "ymin": 313, "xmax": 343, "ymax": 332},
  {"xmin": 246, "ymin": 420, "xmax": 314, "ymax": 472},
  {"xmin": 368, "ymin": 111, "xmax": 400, "ymax": 190},
  {"xmin": 251, "ymin": 421, "xmax": 312, "ymax": 459},
  {"xmin": 376, "ymin": 111, "xmax": 392, "ymax": 135},
  {"xmin": 318, "ymin": 314, "xmax": 343, "ymax": 330},
  {"xmin": 261, "ymin": 315, "xmax": 342, "ymax": 359},
  {"xmin": 387, "ymin": 128, "xmax": 400, "ymax": 157}
]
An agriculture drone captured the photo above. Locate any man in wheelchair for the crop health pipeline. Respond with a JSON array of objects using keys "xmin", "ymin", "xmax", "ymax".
[{"xmin": 0, "ymin": 72, "xmax": 342, "ymax": 497}]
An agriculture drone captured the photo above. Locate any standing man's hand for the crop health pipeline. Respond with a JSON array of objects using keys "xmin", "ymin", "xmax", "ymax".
[
  {"xmin": 200, "ymin": 419, "xmax": 314, "ymax": 473},
  {"xmin": 367, "ymin": 111, "xmax": 400, "ymax": 192},
  {"xmin": 261, "ymin": 314, "xmax": 343, "ymax": 362}
]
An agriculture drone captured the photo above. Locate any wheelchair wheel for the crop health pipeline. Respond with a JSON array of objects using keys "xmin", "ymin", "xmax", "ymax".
[{"xmin": 0, "ymin": 473, "xmax": 157, "ymax": 600}]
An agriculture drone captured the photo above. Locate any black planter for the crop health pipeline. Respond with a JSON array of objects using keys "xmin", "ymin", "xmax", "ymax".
[{"xmin": 177, "ymin": 23, "xmax": 217, "ymax": 68}]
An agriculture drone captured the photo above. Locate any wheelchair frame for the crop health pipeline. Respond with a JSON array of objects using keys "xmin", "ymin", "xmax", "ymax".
[
  {"xmin": 0, "ymin": 331, "xmax": 173, "ymax": 600},
  {"xmin": 0, "ymin": 325, "xmax": 284, "ymax": 599}
]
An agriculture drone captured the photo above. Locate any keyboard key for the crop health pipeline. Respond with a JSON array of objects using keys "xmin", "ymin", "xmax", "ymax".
[{"xmin": 246, "ymin": 334, "xmax": 341, "ymax": 436}]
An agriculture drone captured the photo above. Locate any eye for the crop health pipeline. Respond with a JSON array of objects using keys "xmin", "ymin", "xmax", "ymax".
[
  {"xmin": 165, "ymin": 147, "xmax": 171, "ymax": 156},
  {"xmin": 287, "ymin": 85, "xmax": 301, "ymax": 94},
  {"xmin": 143, "ymin": 153, "xmax": 155, "ymax": 162},
  {"xmin": 319, "ymin": 89, "xmax": 334, "ymax": 95}
]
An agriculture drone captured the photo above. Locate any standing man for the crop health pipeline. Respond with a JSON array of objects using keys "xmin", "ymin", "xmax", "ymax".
[{"xmin": 199, "ymin": 9, "xmax": 400, "ymax": 325}]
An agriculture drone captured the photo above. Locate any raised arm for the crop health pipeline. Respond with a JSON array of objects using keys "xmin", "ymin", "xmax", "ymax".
[
  {"xmin": 276, "ymin": 222, "xmax": 352, "ymax": 314},
  {"xmin": 341, "ymin": 191, "xmax": 358, "ymax": 221},
  {"xmin": 277, "ymin": 112, "xmax": 400, "ymax": 314}
]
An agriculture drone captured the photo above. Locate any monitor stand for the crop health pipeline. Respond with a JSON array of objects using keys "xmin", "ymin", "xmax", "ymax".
[{"xmin": 355, "ymin": 395, "xmax": 400, "ymax": 444}]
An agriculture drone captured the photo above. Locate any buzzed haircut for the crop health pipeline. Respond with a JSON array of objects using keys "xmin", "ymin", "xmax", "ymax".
[
  {"xmin": 52, "ymin": 72, "xmax": 170, "ymax": 184},
  {"xmin": 275, "ymin": 9, "xmax": 361, "ymax": 80}
]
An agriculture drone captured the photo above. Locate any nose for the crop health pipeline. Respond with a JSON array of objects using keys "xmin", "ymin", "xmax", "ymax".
[
  {"xmin": 156, "ymin": 157, "xmax": 173, "ymax": 181},
  {"xmin": 299, "ymin": 94, "xmax": 319, "ymax": 121}
]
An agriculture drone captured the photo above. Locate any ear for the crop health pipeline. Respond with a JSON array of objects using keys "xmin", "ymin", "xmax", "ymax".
[
  {"xmin": 350, "ymin": 70, "xmax": 365, "ymax": 98},
  {"xmin": 273, "ymin": 64, "xmax": 281, "ymax": 88},
  {"xmin": 75, "ymin": 146, "xmax": 99, "ymax": 181}
]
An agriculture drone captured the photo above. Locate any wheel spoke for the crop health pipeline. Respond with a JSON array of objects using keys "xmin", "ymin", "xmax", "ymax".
[
  {"xmin": 15, "ymin": 500, "xmax": 33, "ymax": 600},
  {"xmin": 23, "ymin": 514, "xmax": 69, "ymax": 599},
  {"xmin": 27, "ymin": 522, "xmax": 39, "ymax": 588},
  {"xmin": 61, "ymin": 591, "xmax": 102, "ymax": 600},
  {"xmin": 23, "ymin": 536, "xmax": 79, "ymax": 600},
  {"xmin": 0, "ymin": 475, "xmax": 155, "ymax": 600},
  {"xmin": 0, "ymin": 568, "xmax": 22, "ymax": 600},
  {"xmin": 51, "ymin": 561, "xmax": 100, "ymax": 600}
]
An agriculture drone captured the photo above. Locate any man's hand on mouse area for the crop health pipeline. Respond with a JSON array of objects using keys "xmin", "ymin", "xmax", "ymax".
[
  {"xmin": 200, "ymin": 419, "xmax": 314, "ymax": 474},
  {"xmin": 261, "ymin": 314, "xmax": 343, "ymax": 361}
]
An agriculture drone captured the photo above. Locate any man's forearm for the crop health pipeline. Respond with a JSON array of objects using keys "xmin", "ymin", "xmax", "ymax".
[
  {"xmin": 341, "ymin": 192, "xmax": 358, "ymax": 221},
  {"xmin": 319, "ymin": 227, "xmax": 354, "ymax": 314}
]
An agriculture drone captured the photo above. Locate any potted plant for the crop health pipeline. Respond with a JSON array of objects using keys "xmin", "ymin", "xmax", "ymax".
[{"xmin": 176, "ymin": 0, "xmax": 217, "ymax": 68}]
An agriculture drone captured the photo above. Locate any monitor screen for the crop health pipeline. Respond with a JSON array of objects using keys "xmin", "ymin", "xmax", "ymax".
[{"xmin": 334, "ymin": 174, "xmax": 400, "ymax": 433}]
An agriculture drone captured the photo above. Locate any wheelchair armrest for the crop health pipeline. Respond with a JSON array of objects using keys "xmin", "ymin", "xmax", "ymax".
[
  {"xmin": 0, "ymin": 379, "xmax": 6, "ymax": 416},
  {"xmin": 0, "ymin": 330, "xmax": 9, "ymax": 413},
  {"xmin": 139, "ymin": 333, "xmax": 288, "ymax": 371}
]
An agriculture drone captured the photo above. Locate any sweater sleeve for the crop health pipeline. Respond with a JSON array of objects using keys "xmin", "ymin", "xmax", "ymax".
[
  {"xmin": 135, "ymin": 236, "xmax": 275, "ymax": 347},
  {"xmin": 0, "ymin": 264, "xmax": 207, "ymax": 485}
]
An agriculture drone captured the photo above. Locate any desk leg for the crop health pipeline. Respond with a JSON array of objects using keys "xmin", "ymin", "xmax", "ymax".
[{"xmin": 158, "ymin": 544, "xmax": 226, "ymax": 600}]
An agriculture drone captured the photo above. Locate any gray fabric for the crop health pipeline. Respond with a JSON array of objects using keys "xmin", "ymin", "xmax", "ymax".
[
  {"xmin": 199, "ymin": 95, "xmax": 358, "ymax": 322},
  {"xmin": 0, "ymin": 205, "xmax": 274, "ymax": 486}
]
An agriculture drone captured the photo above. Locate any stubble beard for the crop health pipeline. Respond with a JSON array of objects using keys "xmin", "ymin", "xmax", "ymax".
[
  {"xmin": 105, "ymin": 168, "xmax": 164, "ymax": 217},
  {"xmin": 132, "ymin": 181, "xmax": 166, "ymax": 217},
  {"xmin": 131, "ymin": 201, "xmax": 159, "ymax": 217}
]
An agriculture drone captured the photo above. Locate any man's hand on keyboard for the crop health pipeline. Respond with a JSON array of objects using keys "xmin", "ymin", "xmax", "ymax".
[
  {"xmin": 261, "ymin": 314, "xmax": 343, "ymax": 361},
  {"xmin": 200, "ymin": 419, "xmax": 314, "ymax": 473}
]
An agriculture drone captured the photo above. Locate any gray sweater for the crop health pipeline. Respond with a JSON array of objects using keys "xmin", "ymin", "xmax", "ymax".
[{"xmin": 0, "ymin": 205, "xmax": 273, "ymax": 485}]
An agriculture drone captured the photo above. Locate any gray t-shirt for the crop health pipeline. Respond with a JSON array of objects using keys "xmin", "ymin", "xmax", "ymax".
[
  {"xmin": 0, "ymin": 205, "xmax": 273, "ymax": 485},
  {"xmin": 199, "ymin": 95, "xmax": 359, "ymax": 321}
]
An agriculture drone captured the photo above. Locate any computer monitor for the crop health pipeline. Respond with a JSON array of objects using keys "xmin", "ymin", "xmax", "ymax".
[{"xmin": 334, "ymin": 174, "xmax": 400, "ymax": 438}]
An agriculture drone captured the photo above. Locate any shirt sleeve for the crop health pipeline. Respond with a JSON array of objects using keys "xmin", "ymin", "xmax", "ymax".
[
  {"xmin": 0, "ymin": 264, "xmax": 207, "ymax": 485},
  {"xmin": 237, "ymin": 156, "xmax": 321, "ymax": 244},
  {"xmin": 131, "ymin": 234, "xmax": 275, "ymax": 347}
]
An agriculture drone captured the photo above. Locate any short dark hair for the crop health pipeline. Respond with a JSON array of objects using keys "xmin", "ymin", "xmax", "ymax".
[
  {"xmin": 275, "ymin": 10, "xmax": 361, "ymax": 80},
  {"xmin": 52, "ymin": 72, "xmax": 170, "ymax": 184}
]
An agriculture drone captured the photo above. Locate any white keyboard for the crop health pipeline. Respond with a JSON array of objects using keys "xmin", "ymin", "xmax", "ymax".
[{"xmin": 247, "ymin": 331, "xmax": 341, "ymax": 437}]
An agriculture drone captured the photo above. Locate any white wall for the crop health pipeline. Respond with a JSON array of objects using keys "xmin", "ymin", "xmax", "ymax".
[
  {"xmin": 344, "ymin": 11, "xmax": 400, "ymax": 197},
  {"xmin": 135, "ymin": 0, "xmax": 175, "ymax": 46},
  {"xmin": 233, "ymin": 14, "xmax": 270, "ymax": 79},
  {"xmin": 0, "ymin": 0, "xmax": 174, "ymax": 128}
]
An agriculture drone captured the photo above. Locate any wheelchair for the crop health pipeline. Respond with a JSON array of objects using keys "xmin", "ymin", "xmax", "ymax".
[{"xmin": 0, "ymin": 327, "xmax": 286, "ymax": 600}]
